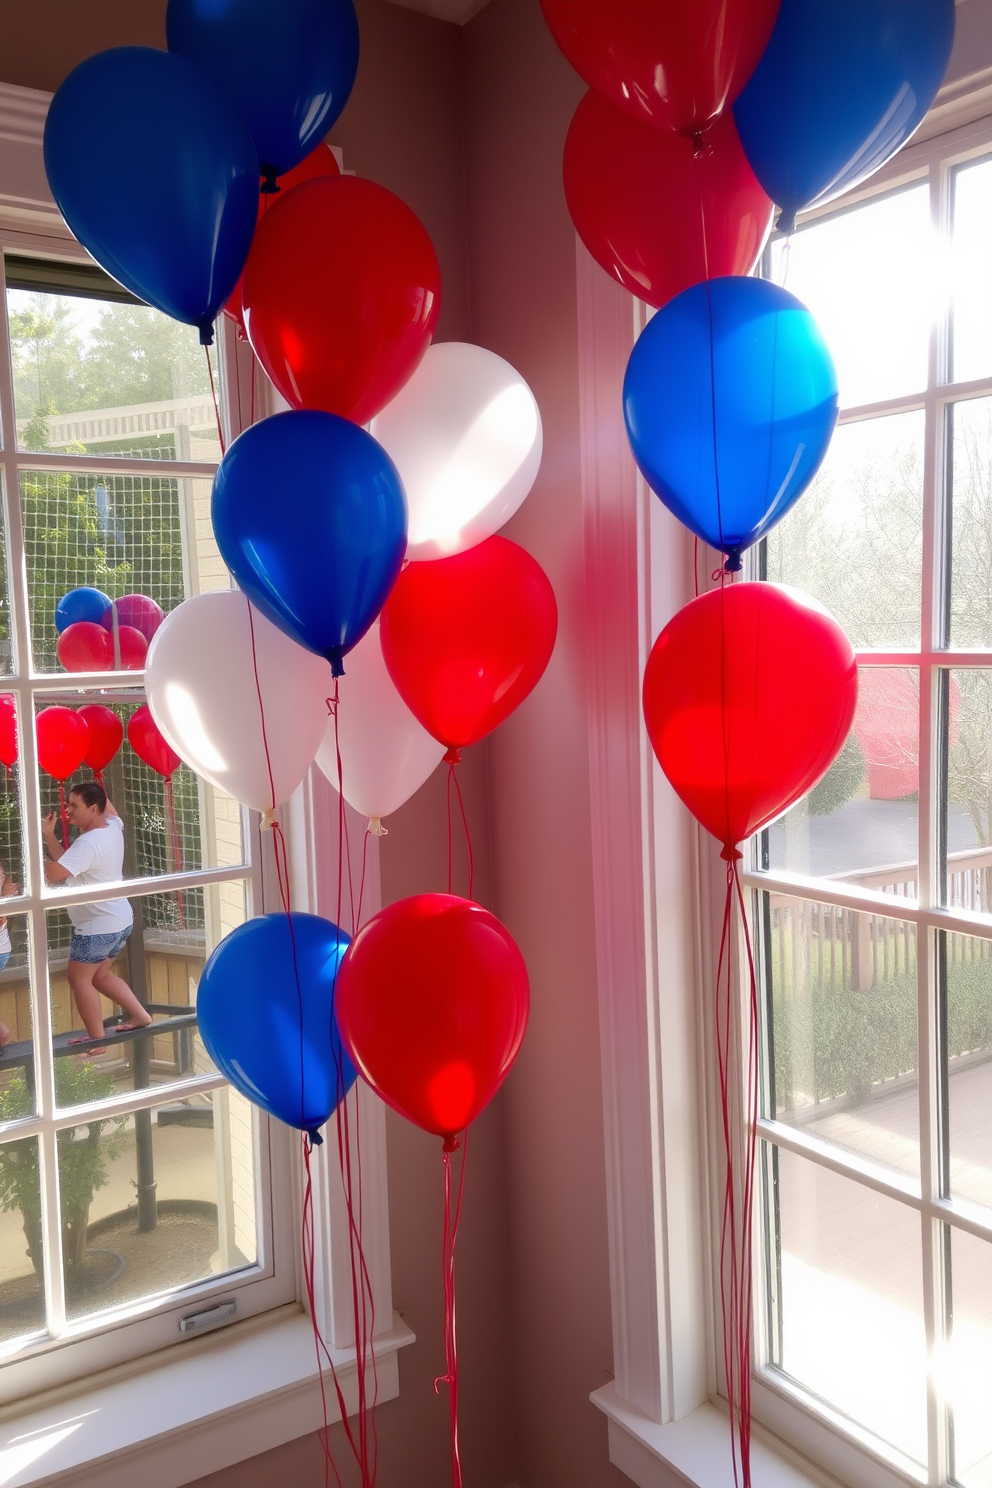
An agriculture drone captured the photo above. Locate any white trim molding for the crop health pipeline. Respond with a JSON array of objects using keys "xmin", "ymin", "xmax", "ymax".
[{"xmin": 577, "ymin": 237, "xmax": 707, "ymax": 1431}]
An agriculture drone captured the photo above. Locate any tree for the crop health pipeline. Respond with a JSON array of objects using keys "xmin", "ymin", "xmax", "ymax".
[{"xmin": 0, "ymin": 1061, "xmax": 127, "ymax": 1277}]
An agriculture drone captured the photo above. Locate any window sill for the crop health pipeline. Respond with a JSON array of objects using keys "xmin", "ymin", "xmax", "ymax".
[
  {"xmin": 591, "ymin": 1385, "xmax": 840, "ymax": 1488},
  {"xmin": 0, "ymin": 1308, "xmax": 416, "ymax": 1488}
]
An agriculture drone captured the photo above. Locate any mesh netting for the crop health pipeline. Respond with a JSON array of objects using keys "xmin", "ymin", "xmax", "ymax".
[{"xmin": 0, "ymin": 469, "xmax": 222, "ymax": 963}]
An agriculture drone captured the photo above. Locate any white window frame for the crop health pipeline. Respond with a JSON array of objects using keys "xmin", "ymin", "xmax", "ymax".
[
  {"xmin": 0, "ymin": 82, "xmax": 410, "ymax": 1486},
  {"xmin": 581, "ymin": 81, "xmax": 992, "ymax": 1488}
]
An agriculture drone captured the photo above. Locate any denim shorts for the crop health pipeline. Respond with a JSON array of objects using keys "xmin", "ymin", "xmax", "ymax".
[{"xmin": 69, "ymin": 926, "xmax": 132, "ymax": 964}]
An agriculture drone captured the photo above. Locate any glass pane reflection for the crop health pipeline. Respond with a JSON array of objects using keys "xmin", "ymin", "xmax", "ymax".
[
  {"xmin": 762, "ymin": 893, "xmax": 920, "ymax": 1177},
  {"xmin": 768, "ymin": 1146, "xmax": 927, "ymax": 1464},
  {"xmin": 60, "ymin": 1090, "xmax": 257, "ymax": 1322},
  {"xmin": 0, "ymin": 1134, "xmax": 44, "ymax": 1343},
  {"xmin": 765, "ymin": 413, "xmax": 923, "ymax": 650}
]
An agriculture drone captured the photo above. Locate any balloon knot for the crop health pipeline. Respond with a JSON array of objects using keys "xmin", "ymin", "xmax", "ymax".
[
  {"xmin": 443, "ymin": 747, "xmax": 461, "ymax": 765},
  {"xmin": 368, "ymin": 817, "xmax": 388, "ymax": 837},
  {"xmin": 681, "ymin": 124, "xmax": 711, "ymax": 159},
  {"xmin": 260, "ymin": 807, "xmax": 277, "ymax": 831},
  {"xmin": 198, "ymin": 320, "xmax": 214, "ymax": 348},
  {"xmin": 260, "ymin": 167, "xmax": 280, "ymax": 195},
  {"xmin": 434, "ymin": 1373, "xmax": 453, "ymax": 1396},
  {"xmin": 777, "ymin": 208, "xmax": 797, "ymax": 238},
  {"xmin": 329, "ymin": 650, "xmax": 345, "ymax": 679},
  {"xmin": 442, "ymin": 1134, "xmax": 461, "ymax": 1154},
  {"xmin": 720, "ymin": 845, "xmax": 744, "ymax": 862},
  {"xmin": 723, "ymin": 549, "xmax": 743, "ymax": 574},
  {"xmin": 306, "ymin": 1127, "xmax": 324, "ymax": 1147}
]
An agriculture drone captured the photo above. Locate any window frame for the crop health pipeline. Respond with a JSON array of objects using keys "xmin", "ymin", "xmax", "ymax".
[
  {"xmin": 582, "ymin": 104, "xmax": 992, "ymax": 1488},
  {"xmin": 0, "ymin": 90, "xmax": 398, "ymax": 1421}
]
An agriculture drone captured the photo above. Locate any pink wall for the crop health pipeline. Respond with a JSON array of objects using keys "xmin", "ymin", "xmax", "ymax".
[
  {"xmin": 462, "ymin": 4, "xmax": 628, "ymax": 1485},
  {"xmin": 0, "ymin": 2, "xmax": 627, "ymax": 1484}
]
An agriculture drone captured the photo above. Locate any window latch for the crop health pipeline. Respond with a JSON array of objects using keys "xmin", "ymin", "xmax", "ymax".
[{"xmin": 179, "ymin": 1299, "xmax": 237, "ymax": 1336}]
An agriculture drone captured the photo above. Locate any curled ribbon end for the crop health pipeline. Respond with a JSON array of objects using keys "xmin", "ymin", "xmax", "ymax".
[
  {"xmin": 443, "ymin": 747, "xmax": 461, "ymax": 765},
  {"xmin": 720, "ymin": 844, "xmax": 744, "ymax": 863},
  {"xmin": 368, "ymin": 817, "xmax": 388, "ymax": 837},
  {"xmin": 260, "ymin": 807, "xmax": 277, "ymax": 831}
]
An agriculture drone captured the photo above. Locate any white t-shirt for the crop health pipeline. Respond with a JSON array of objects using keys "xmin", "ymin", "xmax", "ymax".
[
  {"xmin": 59, "ymin": 815, "xmax": 134, "ymax": 934},
  {"xmin": 0, "ymin": 922, "xmax": 10, "ymax": 956}
]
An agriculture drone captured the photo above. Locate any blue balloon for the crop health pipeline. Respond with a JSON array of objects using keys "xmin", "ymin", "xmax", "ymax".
[
  {"xmin": 623, "ymin": 277, "xmax": 838, "ymax": 568},
  {"xmin": 211, "ymin": 410, "xmax": 407, "ymax": 676},
  {"xmin": 44, "ymin": 47, "xmax": 259, "ymax": 344},
  {"xmin": 166, "ymin": 0, "xmax": 359, "ymax": 186},
  {"xmin": 198, "ymin": 913, "xmax": 357, "ymax": 1138},
  {"xmin": 55, "ymin": 587, "xmax": 113, "ymax": 635},
  {"xmin": 734, "ymin": 0, "xmax": 955, "ymax": 231}
]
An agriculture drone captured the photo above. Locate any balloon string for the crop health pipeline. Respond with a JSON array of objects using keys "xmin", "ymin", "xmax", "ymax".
[
  {"xmin": 446, "ymin": 764, "xmax": 454, "ymax": 896},
  {"xmin": 333, "ymin": 1068, "xmax": 378, "ymax": 1485},
  {"xmin": 694, "ymin": 156, "xmax": 728, "ymax": 568},
  {"xmin": 356, "ymin": 828, "xmax": 371, "ymax": 930},
  {"xmin": 58, "ymin": 782, "xmax": 69, "ymax": 852},
  {"xmin": 450, "ymin": 764, "xmax": 474, "ymax": 902},
  {"xmin": 435, "ymin": 1135, "xmax": 469, "ymax": 1488},
  {"xmin": 205, "ymin": 345, "xmax": 226, "ymax": 456},
  {"xmin": 163, "ymin": 775, "xmax": 186, "ymax": 930},
  {"xmin": 302, "ymin": 1134, "xmax": 348, "ymax": 1488},
  {"xmin": 715, "ymin": 853, "xmax": 757, "ymax": 1488},
  {"xmin": 694, "ymin": 537, "xmax": 700, "ymax": 600},
  {"xmin": 243, "ymin": 608, "xmax": 361, "ymax": 1487}
]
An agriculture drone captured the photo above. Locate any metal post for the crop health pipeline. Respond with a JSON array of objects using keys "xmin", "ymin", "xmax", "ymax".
[{"xmin": 105, "ymin": 754, "xmax": 157, "ymax": 1231}]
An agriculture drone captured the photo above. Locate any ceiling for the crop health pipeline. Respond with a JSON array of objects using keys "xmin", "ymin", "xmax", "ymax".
[{"xmin": 383, "ymin": 0, "xmax": 492, "ymax": 23}]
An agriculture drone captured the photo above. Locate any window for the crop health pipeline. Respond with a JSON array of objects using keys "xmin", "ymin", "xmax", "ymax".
[
  {"xmin": 0, "ymin": 250, "xmax": 297, "ymax": 1401},
  {"xmin": 748, "ymin": 119, "xmax": 992, "ymax": 1485}
]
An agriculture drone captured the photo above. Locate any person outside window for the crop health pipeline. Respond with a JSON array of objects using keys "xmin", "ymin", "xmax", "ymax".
[{"xmin": 43, "ymin": 781, "xmax": 151, "ymax": 1050}]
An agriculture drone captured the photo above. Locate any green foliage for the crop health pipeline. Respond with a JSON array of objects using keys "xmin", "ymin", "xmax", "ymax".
[
  {"xmin": 772, "ymin": 955, "xmax": 992, "ymax": 1110},
  {"xmin": 808, "ymin": 731, "xmax": 866, "ymax": 817},
  {"xmin": 0, "ymin": 1062, "xmax": 128, "ymax": 1274},
  {"xmin": 8, "ymin": 294, "xmax": 212, "ymax": 419}
]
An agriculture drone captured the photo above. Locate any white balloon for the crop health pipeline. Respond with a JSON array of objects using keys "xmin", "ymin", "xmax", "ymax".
[
  {"xmin": 370, "ymin": 341, "xmax": 543, "ymax": 562},
  {"xmin": 146, "ymin": 591, "xmax": 333, "ymax": 816},
  {"xmin": 316, "ymin": 622, "xmax": 445, "ymax": 827}
]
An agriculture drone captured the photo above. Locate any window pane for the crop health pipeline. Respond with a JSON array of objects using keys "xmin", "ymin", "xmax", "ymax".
[
  {"xmin": 947, "ymin": 1227, "xmax": 992, "ymax": 1486},
  {"xmin": 770, "ymin": 185, "xmax": 933, "ymax": 408},
  {"xmin": 761, "ymin": 893, "xmax": 920, "ymax": 1178},
  {"xmin": 47, "ymin": 881, "xmax": 249, "ymax": 1102},
  {"xmin": 765, "ymin": 413, "xmax": 924, "ymax": 649},
  {"xmin": 768, "ymin": 667, "xmax": 919, "ymax": 886},
  {"xmin": 34, "ymin": 695, "xmax": 245, "ymax": 884},
  {"xmin": 942, "ymin": 930, "xmax": 992, "ymax": 1210},
  {"xmin": 950, "ymin": 398, "xmax": 992, "ymax": 648},
  {"xmin": 945, "ymin": 670, "xmax": 992, "ymax": 912},
  {"xmin": 0, "ymin": 914, "xmax": 34, "ymax": 1118},
  {"xmin": 0, "ymin": 1134, "xmax": 44, "ymax": 1343},
  {"xmin": 22, "ymin": 468, "xmax": 183, "ymax": 675},
  {"xmin": 952, "ymin": 158, "xmax": 992, "ymax": 385},
  {"xmin": 0, "ymin": 493, "xmax": 12, "ymax": 675},
  {"xmin": 59, "ymin": 1089, "xmax": 257, "ymax": 1323},
  {"xmin": 766, "ymin": 1144, "xmax": 927, "ymax": 1463},
  {"xmin": 7, "ymin": 285, "xmax": 222, "ymax": 464}
]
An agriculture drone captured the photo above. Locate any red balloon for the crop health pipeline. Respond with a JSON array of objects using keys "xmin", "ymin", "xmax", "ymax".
[
  {"xmin": 224, "ymin": 143, "xmax": 341, "ymax": 333},
  {"xmin": 539, "ymin": 0, "xmax": 780, "ymax": 135},
  {"xmin": 117, "ymin": 625, "xmax": 149, "ymax": 670},
  {"xmin": 127, "ymin": 704, "xmax": 180, "ymax": 779},
  {"xmin": 0, "ymin": 696, "xmax": 17, "ymax": 769},
  {"xmin": 336, "ymin": 894, "xmax": 530, "ymax": 1141},
  {"xmin": 78, "ymin": 705, "xmax": 124, "ymax": 774},
  {"xmin": 37, "ymin": 707, "xmax": 89, "ymax": 782},
  {"xmin": 564, "ymin": 93, "xmax": 772, "ymax": 309},
  {"xmin": 380, "ymin": 536, "xmax": 558, "ymax": 754},
  {"xmin": 242, "ymin": 175, "xmax": 442, "ymax": 424},
  {"xmin": 642, "ymin": 583, "xmax": 858, "ymax": 850},
  {"xmin": 57, "ymin": 621, "xmax": 113, "ymax": 673}
]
